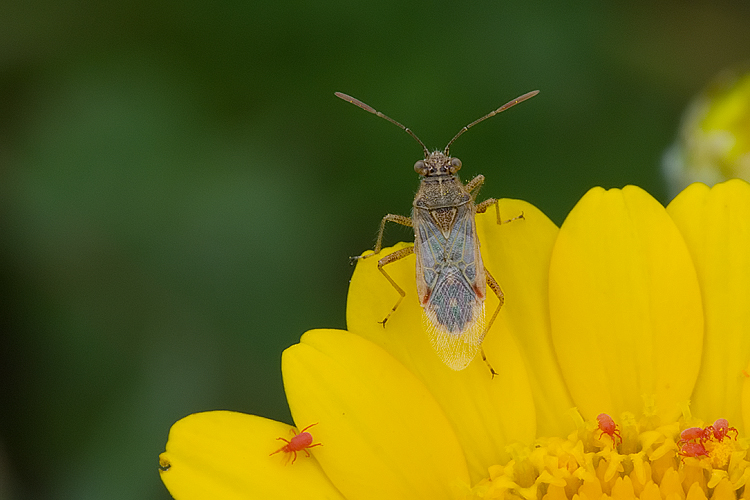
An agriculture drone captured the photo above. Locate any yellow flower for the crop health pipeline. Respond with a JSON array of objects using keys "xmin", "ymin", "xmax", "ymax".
[
  {"xmin": 158, "ymin": 179, "xmax": 750, "ymax": 500},
  {"xmin": 664, "ymin": 68, "xmax": 750, "ymax": 197}
]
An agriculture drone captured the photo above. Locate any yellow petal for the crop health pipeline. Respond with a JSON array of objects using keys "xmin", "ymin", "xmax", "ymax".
[
  {"xmin": 282, "ymin": 329, "xmax": 470, "ymax": 500},
  {"xmin": 667, "ymin": 179, "xmax": 750, "ymax": 432},
  {"xmin": 659, "ymin": 468, "xmax": 684, "ymax": 499},
  {"xmin": 641, "ymin": 481, "xmax": 662, "ymax": 500},
  {"xmin": 549, "ymin": 186, "xmax": 703, "ymax": 421},
  {"xmin": 743, "ymin": 360, "xmax": 750, "ymax": 434},
  {"xmin": 346, "ymin": 201, "xmax": 537, "ymax": 481},
  {"xmin": 685, "ymin": 482, "xmax": 708, "ymax": 500},
  {"xmin": 478, "ymin": 198, "xmax": 573, "ymax": 437},
  {"xmin": 710, "ymin": 478, "xmax": 735, "ymax": 500},
  {"xmin": 610, "ymin": 476, "xmax": 636, "ymax": 500},
  {"xmin": 159, "ymin": 411, "xmax": 344, "ymax": 500}
]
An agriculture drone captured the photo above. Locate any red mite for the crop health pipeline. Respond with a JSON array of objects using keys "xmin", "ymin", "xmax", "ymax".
[
  {"xmin": 710, "ymin": 418, "xmax": 738, "ymax": 441},
  {"xmin": 596, "ymin": 413, "xmax": 622, "ymax": 445},
  {"xmin": 679, "ymin": 426, "xmax": 711, "ymax": 445},
  {"xmin": 269, "ymin": 423, "xmax": 322, "ymax": 464},
  {"xmin": 679, "ymin": 441, "xmax": 709, "ymax": 458}
]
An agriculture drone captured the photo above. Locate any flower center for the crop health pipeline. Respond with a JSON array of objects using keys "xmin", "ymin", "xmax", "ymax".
[{"xmin": 466, "ymin": 411, "xmax": 748, "ymax": 500}]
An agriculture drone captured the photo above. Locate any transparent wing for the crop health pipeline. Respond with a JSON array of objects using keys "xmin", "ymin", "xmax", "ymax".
[
  {"xmin": 423, "ymin": 285, "xmax": 486, "ymax": 370},
  {"xmin": 413, "ymin": 204, "xmax": 487, "ymax": 370}
]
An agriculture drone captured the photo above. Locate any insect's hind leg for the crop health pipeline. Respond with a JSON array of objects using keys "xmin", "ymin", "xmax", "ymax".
[
  {"xmin": 351, "ymin": 214, "xmax": 413, "ymax": 263},
  {"xmin": 480, "ymin": 267, "xmax": 505, "ymax": 378},
  {"xmin": 480, "ymin": 347, "xmax": 497, "ymax": 379},
  {"xmin": 376, "ymin": 245, "xmax": 415, "ymax": 327},
  {"xmin": 475, "ymin": 198, "xmax": 525, "ymax": 225}
]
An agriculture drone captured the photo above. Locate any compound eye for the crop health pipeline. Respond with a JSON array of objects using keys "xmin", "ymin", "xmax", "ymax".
[
  {"xmin": 414, "ymin": 160, "xmax": 427, "ymax": 175},
  {"xmin": 450, "ymin": 157, "xmax": 462, "ymax": 172}
]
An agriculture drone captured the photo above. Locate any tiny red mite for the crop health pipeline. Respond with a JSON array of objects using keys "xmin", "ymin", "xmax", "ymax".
[
  {"xmin": 679, "ymin": 441, "xmax": 709, "ymax": 458},
  {"xmin": 679, "ymin": 426, "xmax": 711, "ymax": 445},
  {"xmin": 269, "ymin": 423, "xmax": 322, "ymax": 464},
  {"xmin": 596, "ymin": 413, "xmax": 622, "ymax": 445},
  {"xmin": 710, "ymin": 418, "xmax": 738, "ymax": 441}
]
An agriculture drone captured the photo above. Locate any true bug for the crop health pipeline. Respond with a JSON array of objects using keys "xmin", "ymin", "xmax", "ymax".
[
  {"xmin": 269, "ymin": 423, "xmax": 321, "ymax": 464},
  {"xmin": 596, "ymin": 413, "xmax": 623, "ymax": 445},
  {"xmin": 337, "ymin": 90, "xmax": 538, "ymax": 373}
]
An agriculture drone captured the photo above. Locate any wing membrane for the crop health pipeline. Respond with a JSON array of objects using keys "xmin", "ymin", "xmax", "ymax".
[{"xmin": 413, "ymin": 204, "xmax": 487, "ymax": 370}]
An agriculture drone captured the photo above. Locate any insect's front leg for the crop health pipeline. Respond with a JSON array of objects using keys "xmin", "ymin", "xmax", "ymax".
[
  {"xmin": 480, "ymin": 267, "xmax": 505, "ymax": 378},
  {"xmin": 466, "ymin": 175, "xmax": 524, "ymax": 225},
  {"xmin": 464, "ymin": 174, "xmax": 484, "ymax": 196},
  {"xmin": 475, "ymin": 198, "xmax": 525, "ymax": 226},
  {"xmin": 376, "ymin": 245, "xmax": 415, "ymax": 327},
  {"xmin": 464, "ymin": 174, "xmax": 485, "ymax": 195},
  {"xmin": 351, "ymin": 214, "xmax": 413, "ymax": 263}
]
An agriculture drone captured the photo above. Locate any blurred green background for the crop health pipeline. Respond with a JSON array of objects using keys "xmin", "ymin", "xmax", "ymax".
[{"xmin": 1, "ymin": 1, "xmax": 748, "ymax": 498}]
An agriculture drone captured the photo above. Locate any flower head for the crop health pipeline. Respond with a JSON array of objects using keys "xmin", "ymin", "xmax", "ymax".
[
  {"xmin": 159, "ymin": 180, "xmax": 750, "ymax": 500},
  {"xmin": 664, "ymin": 67, "xmax": 750, "ymax": 197}
]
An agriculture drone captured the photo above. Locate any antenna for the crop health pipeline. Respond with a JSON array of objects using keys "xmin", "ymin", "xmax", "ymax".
[
  {"xmin": 444, "ymin": 90, "xmax": 539, "ymax": 154},
  {"xmin": 335, "ymin": 92, "xmax": 430, "ymax": 158}
]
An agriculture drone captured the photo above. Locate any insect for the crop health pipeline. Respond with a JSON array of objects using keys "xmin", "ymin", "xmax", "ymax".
[
  {"xmin": 337, "ymin": 90, "xmax": 538, "ymax": 374},
  {"xmin": 269, "ymin": 423, "xmax": 322, "ymax": 464},
  {"xmin": 596, "ymin": 413, "xmax": 623, "ymax": 445}
]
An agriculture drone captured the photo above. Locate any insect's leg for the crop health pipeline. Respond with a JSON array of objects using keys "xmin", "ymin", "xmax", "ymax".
[
  {"xmin": 465, "ymin": 174, "xmax": 486, "ymax": 195},
  {"xmin": 480, "ymin": 267, "xmax": 505, "ymax": 378},
  {"xmin": 484, "ymin": 267, "xmax": 505, "ymax": 328},
  {"xmin": 480, "ymin": 347, "xmax": 498, "ymax": 379},
  {"xmin": 373, "ymin": 214, "xmax": 413, "ymax": 254},
  {"xmin": 351, "ymin": 214, "xmax": 413, "ymax": 263},
  {"xmin": 474, "ymin": 197, "xmax": 496, "ymax": 214},
  {"xmin": 475, "ymin": 198, "xmax": 525, "ymax": 225},
  {"xmin": 377, "ymin": 245, "xmax": 415, "ymax": 327}
]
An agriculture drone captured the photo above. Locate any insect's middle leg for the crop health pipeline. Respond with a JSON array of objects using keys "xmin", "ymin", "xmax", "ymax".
[
  {"xmin": 376, "ymin": 245, "xmax": 415, "ymax": 327},
  {"xmin": 475, "ymin": 198, "xmax": 525, "ymax": 225},
  {"xmin": 480, "ymin": 266, "xmax": 505, "ymax": 378}
]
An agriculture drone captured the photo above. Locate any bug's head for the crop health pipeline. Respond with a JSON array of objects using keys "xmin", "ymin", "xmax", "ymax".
[{"xmin": 414, "ymin": 151, "xmax": 462, "ymax": 178}]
